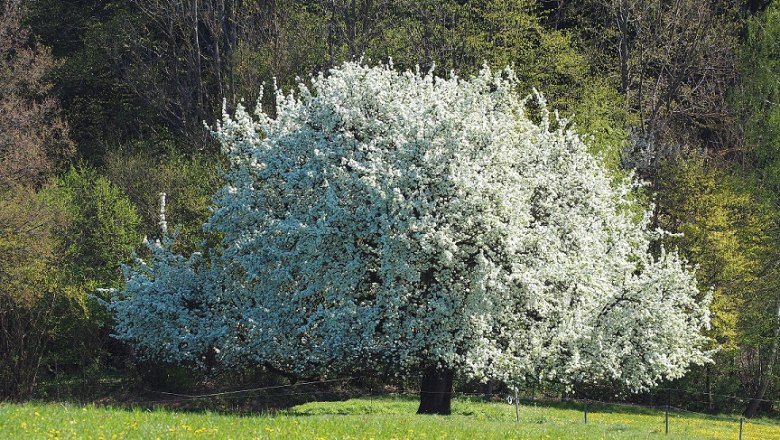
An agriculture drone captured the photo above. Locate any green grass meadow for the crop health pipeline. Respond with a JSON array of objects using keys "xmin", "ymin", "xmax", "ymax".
[{"xmin": 1, "ymin": 396, "xmax": 779, "ymax": 439}]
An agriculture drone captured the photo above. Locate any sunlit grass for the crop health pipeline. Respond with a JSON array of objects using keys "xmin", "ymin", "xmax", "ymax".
[{"xmin": 1, "ymin": 396, "xmax": 778, "ymax": 439}]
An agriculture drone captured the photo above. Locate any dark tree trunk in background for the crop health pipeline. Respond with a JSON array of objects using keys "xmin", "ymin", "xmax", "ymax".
[
  {"xmin": 706, "ymin": 365, "xmax": 714, "ymax": 412},
  {"xmin": 745, "ymin": 297, "xmax": 780, "ymax": 418},
  {"xmin": 484, "ymin": 380, "xmax": 493, "ymax": 401},
  {"xmin": 417, "ymin": 367, "xmax": 454, "ymax": 415}
]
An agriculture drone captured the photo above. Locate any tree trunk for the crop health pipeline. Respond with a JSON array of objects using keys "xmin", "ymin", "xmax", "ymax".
[
  {"xmin": 616, "ymin": 0, "xmax": 632, "ymax": 96},
  {"xmin": 745, "ymin": 379, "xmax": 770, "ymax": 418},
  {"xmin": 417, "ymin": 367, "xmax": 454, "ymax": 415},
  {"xmin": 484, "ymin": 380, "xmax": 493, "ymax": 401},
  {"xmin": 706, "ymin": 365, "xmax": 714, "ymax": 412},
  {"xmin": 745, "ymin": 297, "xmax": 780, "ymax": 418}
]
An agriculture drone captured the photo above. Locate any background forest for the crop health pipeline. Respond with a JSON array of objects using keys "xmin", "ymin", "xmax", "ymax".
[{"xmin": 2, "ymin": 0, "xmax": 780, "ymax": 417}]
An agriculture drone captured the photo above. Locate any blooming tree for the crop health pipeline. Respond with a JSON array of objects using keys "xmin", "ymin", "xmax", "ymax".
[{"xmin": 110, "ymin": 63, "xmax": 711, "ymax": 414}]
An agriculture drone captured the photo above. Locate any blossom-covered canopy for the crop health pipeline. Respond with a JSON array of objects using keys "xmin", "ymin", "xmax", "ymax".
[{"xmin": 111, "ymin": 63, "xmax": 710, "ymax": 391}]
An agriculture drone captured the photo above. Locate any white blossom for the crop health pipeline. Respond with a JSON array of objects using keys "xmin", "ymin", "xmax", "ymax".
[{"xmin": 110, "ymin": 63, "xmax": 711, "ymax": 391}]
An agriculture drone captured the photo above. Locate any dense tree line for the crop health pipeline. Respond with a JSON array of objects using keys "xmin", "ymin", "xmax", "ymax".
[{"xmin": 2, "ymin": 0, "xmax": 780, "ymax": 416}]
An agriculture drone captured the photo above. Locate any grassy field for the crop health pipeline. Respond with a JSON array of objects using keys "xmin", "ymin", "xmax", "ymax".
[{"xmin": 1, "ymin": 396, "xmax": 779, "ymax": 439}]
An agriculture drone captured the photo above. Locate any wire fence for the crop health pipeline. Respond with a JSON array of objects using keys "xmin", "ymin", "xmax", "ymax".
[{"xmin": 35, "ymin": 375, "xmax": 780, "ymax": 438}]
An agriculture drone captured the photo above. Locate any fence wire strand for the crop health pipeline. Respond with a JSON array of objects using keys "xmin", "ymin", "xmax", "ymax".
[
  {"xmin": 61, "ymin": 375, "xmax": 780, "ymax": 434},
  {"xmin": 151, "ymin": 376, "xmax": 355, "ymax": 399}
]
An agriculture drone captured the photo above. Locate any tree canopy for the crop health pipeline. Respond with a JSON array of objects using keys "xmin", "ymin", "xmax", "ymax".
[{"xmin": 111, "ymin": 63, "xmax": 711, "ymax": 414}]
